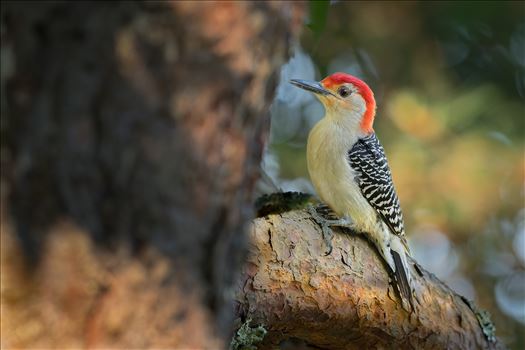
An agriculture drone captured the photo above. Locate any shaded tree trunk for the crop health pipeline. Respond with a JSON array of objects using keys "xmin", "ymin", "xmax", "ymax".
[
  {"xmin": 0, "ymin": 1, "xmax": 304, "ymax": 348},
  {"xmin": 234, "ymin": 208, "xmax": 504, "ymax": 350}
]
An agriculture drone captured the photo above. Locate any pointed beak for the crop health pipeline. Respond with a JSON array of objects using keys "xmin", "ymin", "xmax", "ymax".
[{"xmin": 290, "ymin": 79, "xmax": 335, "ymax": 97}]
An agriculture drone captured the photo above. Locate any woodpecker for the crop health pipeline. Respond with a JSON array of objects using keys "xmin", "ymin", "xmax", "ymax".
[{"xmin": 290, "ymin": 73, "xmax": 413, "ymax": 309}]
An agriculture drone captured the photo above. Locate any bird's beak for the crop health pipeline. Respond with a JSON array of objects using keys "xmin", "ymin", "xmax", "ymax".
[{"xmin": 290, "ymin": 79, "xmax": 335, "ymax": 97}]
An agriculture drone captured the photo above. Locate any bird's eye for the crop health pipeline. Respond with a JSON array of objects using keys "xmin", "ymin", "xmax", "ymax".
[{"xmin": 338, "ymin": 86, "xmax": 351, "ymax": 98}]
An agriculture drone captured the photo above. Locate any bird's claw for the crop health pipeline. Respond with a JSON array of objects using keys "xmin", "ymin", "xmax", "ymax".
[
  {"xmin": 307, "ymin": 204, "xmax": 352, "ymax": 256},
  {"xmin": 321, "ymin": 225, "xmax": 334, "ymax": 256}
]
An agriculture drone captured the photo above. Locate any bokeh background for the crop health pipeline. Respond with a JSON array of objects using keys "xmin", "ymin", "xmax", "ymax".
[{"xmin": 259, "ymin": 2, "xmax": 525, "ymax": 348}]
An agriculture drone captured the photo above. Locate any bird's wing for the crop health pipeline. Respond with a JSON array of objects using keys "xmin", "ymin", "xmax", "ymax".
[{"xmin": 347, "ymin": 133, "xmax": 407, "ymax": 240}]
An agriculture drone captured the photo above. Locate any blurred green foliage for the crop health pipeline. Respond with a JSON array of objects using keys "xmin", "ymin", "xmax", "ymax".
[
  {"xmin": 307, "ymin": 1, "xmax": 330, "ymax": 39},
  {"xmin": 268, "ymin": 1, "xmax": 525, "ymax": 348}
]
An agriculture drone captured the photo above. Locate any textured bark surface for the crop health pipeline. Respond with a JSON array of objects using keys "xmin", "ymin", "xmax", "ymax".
[
  {"xmin": 235, "ymin": 209, "xmax": 505, "ymax": 350},
  {"xmin": 0, "ymin": 1, "xmax": 304, "ymax": 348}
]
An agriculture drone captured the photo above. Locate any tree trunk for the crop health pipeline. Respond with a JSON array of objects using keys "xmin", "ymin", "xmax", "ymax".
[
  {"xmin": 234, "ymin": 208, "xmax": 504, "ymax": 350},
  {"xmin": 0, "ymin": 1, "xmax": 304, "ymax": 348}
]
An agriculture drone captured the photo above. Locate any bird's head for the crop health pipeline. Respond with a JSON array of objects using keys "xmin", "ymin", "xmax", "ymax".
[{"xmin": 290, "ymin": 72, "xmax": 376, "ymax": 134}]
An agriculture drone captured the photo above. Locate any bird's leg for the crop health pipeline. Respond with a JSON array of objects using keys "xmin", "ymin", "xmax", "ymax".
[{"xmin": 307, "ymin": 204, "xmax": 353, "ymax": 255}]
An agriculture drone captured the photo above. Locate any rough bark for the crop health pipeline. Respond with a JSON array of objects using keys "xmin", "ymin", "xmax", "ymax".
[
  {"xmin": 235, "ymin": 209, "xmax": 505, "ymax": 350},
  {"xmin": 0, "ymin": 1, "xmax": 304, "ymax": 348}
]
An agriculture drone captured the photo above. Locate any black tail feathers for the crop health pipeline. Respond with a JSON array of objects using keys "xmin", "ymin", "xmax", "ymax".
[{"xmin": 391, "ymin": 250, "xmax": 413, "ymax": 311}]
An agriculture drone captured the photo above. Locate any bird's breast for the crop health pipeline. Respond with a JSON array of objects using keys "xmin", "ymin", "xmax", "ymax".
[{"xmin": 306, "ymin": 120, "xmax": 376, "ymax": 230}]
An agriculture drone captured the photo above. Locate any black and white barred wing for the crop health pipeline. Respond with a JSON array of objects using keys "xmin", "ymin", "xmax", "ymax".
[{"xmin": 348, "ymin": 133, "xmax": 406, "ymax": 237}]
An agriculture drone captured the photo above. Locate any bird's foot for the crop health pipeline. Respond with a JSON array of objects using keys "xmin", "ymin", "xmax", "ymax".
[{"xmin": 307, "ymin": 204, "xmax": 353, "ymax": 255}]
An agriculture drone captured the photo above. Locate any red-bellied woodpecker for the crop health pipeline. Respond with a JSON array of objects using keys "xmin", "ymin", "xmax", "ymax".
[{"xmin": 290, "ymin": 73, "xmax": 413, "ymax": 310}]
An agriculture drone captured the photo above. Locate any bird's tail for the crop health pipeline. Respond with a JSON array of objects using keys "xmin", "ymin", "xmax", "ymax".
[{"xmin": 391, "ymin": 249, "xmax": 413, "ymax": 311}]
